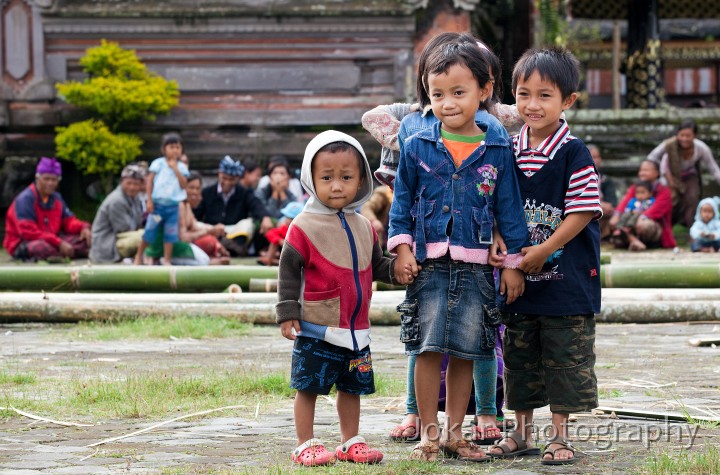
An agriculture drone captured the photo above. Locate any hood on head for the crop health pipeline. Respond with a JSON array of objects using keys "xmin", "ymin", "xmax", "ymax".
[
  {"xmin": 695, "ymin": 197, "xmax": 720, "ymax": 222},
  {"xmin": 300, "ymin": 130, "xmax": 374, "ymax": 215}
]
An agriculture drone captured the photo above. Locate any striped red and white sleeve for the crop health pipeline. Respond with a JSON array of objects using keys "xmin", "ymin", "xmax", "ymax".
[{"xmin": 565, "ymin": 164, "xmax": 602, "ymax": 217}]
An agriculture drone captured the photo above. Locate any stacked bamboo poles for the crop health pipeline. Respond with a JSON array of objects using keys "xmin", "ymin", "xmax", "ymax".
[{"xmin": 0, "ymin": 288, "xmax": 718, "ymax": 324}]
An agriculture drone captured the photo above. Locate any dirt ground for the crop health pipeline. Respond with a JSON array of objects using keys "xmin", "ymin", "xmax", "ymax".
[{"xmin": 0, "ymin": 319, "xmax": 719, "ymax": 474}]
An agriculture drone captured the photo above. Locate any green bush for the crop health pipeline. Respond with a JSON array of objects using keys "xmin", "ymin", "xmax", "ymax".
[
  {"xmin": 55, "ymin": 120, "xmax": 143, "ymax": 176},
  {"xmin": 55, "ymin": 40, "xmax": 179, "ymax": 191}
]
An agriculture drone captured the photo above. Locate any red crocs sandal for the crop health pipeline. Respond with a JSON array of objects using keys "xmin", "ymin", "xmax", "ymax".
[
  {"xmin": 335, "ymin": 435, "xmax": 384, "ymax": 464},
  {"xmin": 292, "ymin": 438, "xmax": 336, "ymax": 466}
]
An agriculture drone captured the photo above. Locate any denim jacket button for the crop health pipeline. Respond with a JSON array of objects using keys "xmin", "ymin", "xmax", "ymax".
[
  {"xmin": 452, "ymin": 174, "xmax": 459, "ymax": 180},
  {"xmin": 442, "ymin": 205, "xmax": 450, "ymax": 212}
]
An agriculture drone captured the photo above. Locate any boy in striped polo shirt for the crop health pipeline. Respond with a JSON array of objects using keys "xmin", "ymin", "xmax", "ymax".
[{"xmin": 488, "ymin": 47, "xmax": 601, "ymax": 466}]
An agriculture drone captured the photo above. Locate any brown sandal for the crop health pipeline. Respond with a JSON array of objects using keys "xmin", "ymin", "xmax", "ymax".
[
  {"xmin": 409, "ymin": 441, "xmax": 439, "ymax": 462},
  {"xmin": 441, "ymin": 438, "xmax": 491, "ymax": 463}
]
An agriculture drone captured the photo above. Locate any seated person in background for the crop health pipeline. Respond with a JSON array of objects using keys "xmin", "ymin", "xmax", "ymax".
[
  {"xmin": 588, "ymin": 144, "xmax": 618, "ymax": 240},
  {"xmin": 257, "ymin": 201, "xmax": 304, "ymax": 266},
  {"xmin": 689, "ymin": 197, "xmax": 720, "ymax": 253},
  {"xmin": 4, "ymin": 157, "xmax": 91, "ymax": 261},
  {"xmin": 193, "ymin": 156, "xmax": 273, "ymax": 256},
  {"xmin": 239, "ymin": 157, "xmax": 262, "ymax": 191},
  {"xmin": 254, "ymin": 157, "xmax": 298, "ymax": 219},
  {"xmin": 359, "ymin": 185, "xmax": 392, "ymax": 251},
  {"xmin": 182, "ymin": 172, "xmax": 230, "ymax": 265},
  {"xmin": 89, "ymin": 164, "xmax": 145, "ymax": 263},
  {"xmin": 257, "ymin": 155, "xmax": 305, "ymax": 202},
  {"xmin": 610, "ymin": 160, "xmax": 676, "ymax": 251},
  {"xmin": 612, "ymin": 180, "xmax": 655, "ymax": 239}
]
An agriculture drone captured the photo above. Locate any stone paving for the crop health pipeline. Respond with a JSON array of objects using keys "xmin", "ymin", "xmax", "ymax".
[{"xmin": 0, "ymin": 319, "xmax": 719, "ymax": 474}]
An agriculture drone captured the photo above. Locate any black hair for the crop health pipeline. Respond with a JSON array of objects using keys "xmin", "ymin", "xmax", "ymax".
[
  {"xmin": 242, "ymin": 157, "xmax": 259, "ymax": 174},
  {"xmin": 641, "ymin": 159, "xmax": 660, "ymax": 174},
  {"xmin": 314, "ymin": 142, "xmax": 366, "ymax": 180},
  {"xmin": 677, "ymin": 119, "xmax": 698, "ymax": 135},
  {"xmin": 421, "ymin": 35, "xmax": 498, "ymax": 111},
  {"xmin": 187, "ymin": 171, "xmax": 202, "ymax": 184},
  {"xmin": 267, "ymin": 158, "xmax": 291, "ymax": 176},
  {"xmin": 634, "ymin": 180, "xmax": 653, "ymax": 193},
  {"xmin": 512, "ymin": 47, "xmax": 580, "ymax": 99},
  {"xmin": 160, "ymin": 132, "xmax": 183, "ymax": 154}
]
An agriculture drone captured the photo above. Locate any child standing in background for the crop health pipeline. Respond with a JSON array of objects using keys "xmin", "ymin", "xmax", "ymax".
[
  {"xmin": 134, "ymin": 132, "xmax": 189, "ymax": 265},
  {"xmin": 489, "ymin": 47, "xmax": 601, "ymax": 466},
  {"xmin": 276, "ymin": 130, "xmax": 415, "ymax": 466},
  {"xmin": 389, "ymin": 34, "xmax": 528, "ymax": 462}
]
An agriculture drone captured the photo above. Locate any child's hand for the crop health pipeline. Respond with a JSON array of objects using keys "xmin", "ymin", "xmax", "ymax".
[
  {"xmin": 394, "ymin": 259, "xmax": 421, "ymax": 285},
  {"xmin": 166, "ymin": 156, "xmax": 178, "ymax": 168},
  {"xmin": 146, "ymin": 200, "xmax": 154, "ymax": 214},
  {"xmin": 280, "ymin": 320, "xmax": 301, "ymax": 340},
  {"xmin": 519, "ymin": 244, "xmax": 549, "ymax": 274},
  {"xmin": 500, "ymin": 268, "xmax": 525, "ymax": 304},
  {"xmin": 488, "ymin": 231, "xmax": 507, "ymax": 267}
]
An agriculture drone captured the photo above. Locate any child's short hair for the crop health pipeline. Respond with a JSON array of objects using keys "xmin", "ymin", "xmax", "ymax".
[
  {"xmin": 512, "ymin": 47, "xmax": 580, "ymax": 99},
  {"xmin": 634, "ymin": 180, "xmax": 653, "ymax": 194},
  {"xmin": 315, "ymin": 141, "xmax": 366, "ymax": 180},
  {"xmin": 187, "ymin": 170, "xmax": 203, "ymax": 184},
  {"xmin": 677, "ymin": 118, "xmax": 698, "ymax": 135},
  {"xmin": 160, "ymin": 132, "xmax": 183, "ymax": 153},
  {"xmin": 422, "ymin": 37, "xmax": 497, "ymax": 110}
]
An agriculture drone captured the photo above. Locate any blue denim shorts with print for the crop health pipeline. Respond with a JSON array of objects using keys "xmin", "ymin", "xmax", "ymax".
[
  {"xmin": 290, "ymin": 337, "xmax": 375, "ymax": 396},
  {"xmin": 397, "ymin": 256, "xmax": 499, "ymax": 360},
  {"xmin": 143, "ymin": 203, "xmax": 179, "ymax": 244}
]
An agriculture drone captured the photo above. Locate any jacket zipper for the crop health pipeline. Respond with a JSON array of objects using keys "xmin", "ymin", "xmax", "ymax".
[{"xmin": 338, "ymin": 211, "xmax": 362, "ymax": 352}]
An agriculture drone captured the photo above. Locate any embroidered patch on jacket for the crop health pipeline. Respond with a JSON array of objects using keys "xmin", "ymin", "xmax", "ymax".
[{"xmin": 476, "ymin": 165, "xmax": 497, "ymax": 196}]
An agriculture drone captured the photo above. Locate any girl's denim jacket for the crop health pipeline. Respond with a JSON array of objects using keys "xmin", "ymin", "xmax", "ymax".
[{"xmin": 388, "ymin": 110, "xmax": 528, "ymax": 268}]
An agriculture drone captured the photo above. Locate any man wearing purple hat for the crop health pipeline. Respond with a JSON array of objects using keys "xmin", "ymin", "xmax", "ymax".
[{"xmin": 3, "ymin": 157, "xmax": 91, "ymax": 261}]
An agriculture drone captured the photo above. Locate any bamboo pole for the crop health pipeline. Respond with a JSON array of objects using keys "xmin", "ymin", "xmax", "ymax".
[
  {"xmin": 600, "ymin": 263, "xmax": 720, "ymax": 288},
  {"xmin": 0, "ymin": 266, "xmax": 277, "ymax": 292},
  {"xmin": 0, "ymin": 289, "xmax": 719, "ymax": 324}
]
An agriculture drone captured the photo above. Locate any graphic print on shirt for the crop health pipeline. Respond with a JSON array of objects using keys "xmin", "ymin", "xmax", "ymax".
[
  {"xmin": 476, "ymin": 164, "xmax": 497, "ymax": 197},
  {"xmin": 524, "ymin": 198, "xmax": 564, "ymax": 281}
]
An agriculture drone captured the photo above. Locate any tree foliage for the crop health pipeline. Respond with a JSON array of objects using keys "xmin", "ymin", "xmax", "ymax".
[{"xmin": 55, "ymin": 40, "xmax": 179, "ymax": 190}]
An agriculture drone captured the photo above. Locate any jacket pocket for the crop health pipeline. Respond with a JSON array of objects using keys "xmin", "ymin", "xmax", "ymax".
[
  {"xmin": 303, "ymin": 288, "xmax": 341, "ymax": 327},
  {"xmin": 472, "ymin": 206, "xmax": 494, "ymax": 245},
  {"xmin": 397, "ymin": 299, "xmax": 420, "ymax": 344}
]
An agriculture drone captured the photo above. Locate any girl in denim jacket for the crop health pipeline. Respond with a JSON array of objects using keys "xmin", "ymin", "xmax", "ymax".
[{"xmin": 388, "ymin": 33, "xmax": 528, "ymax": 462}]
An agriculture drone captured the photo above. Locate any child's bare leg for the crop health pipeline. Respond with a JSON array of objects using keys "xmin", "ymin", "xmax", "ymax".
[
  {"xmin": 336, "ymin": 390, "xmax": 360, "ymax": 443},
  {"xmin": 134, "ymin": 240, "xmax": 148, "ymax": 265},
  {"xmin": 414, "ymin": 352, "xmax": 443, "ymax": 442},
  {"xmin": 162, "ymin": 242, "xmax": 173, "ymax": 265},
  {"xmin": 544, "ymin": 412, "xmax": 573, "ymax": 462},
  {"xmin": 294, "ymin": 390, "xmax": 317, "ymax": 444},
  {"xmin": 444, "ymin": 356, "xmax": 474, "ymax": 443}
]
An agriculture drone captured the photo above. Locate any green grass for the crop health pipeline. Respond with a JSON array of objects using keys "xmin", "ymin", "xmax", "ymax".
[
  {"xmin": 599, "ymin": 388, "xmax": 626, "ymax": 399},
  {"xmin": 160, "ymin": 460, "xmax": 478, "ymax": 475},
  {"xmin": 66, "ymin": 315, "xmax": 253, "ymax": 341},
  {"xmin": 66, "ymin": 370, "xmax": 294, "ymax": 418},
  {"xmin": 0, "ymin": 371, "xmax": 36, "ymax": 385},
  {"xmin": 641, "ymin": 445, "xmax": 720, "ymax": 474}
]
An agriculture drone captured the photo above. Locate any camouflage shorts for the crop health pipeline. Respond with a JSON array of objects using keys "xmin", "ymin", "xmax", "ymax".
[{"xmin": 501, "ymin": 313, "xmax": 598, "ymax": 414}]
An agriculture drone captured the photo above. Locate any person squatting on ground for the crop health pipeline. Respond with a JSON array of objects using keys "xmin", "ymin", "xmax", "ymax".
[
  {"xmin": 4, "ymin": 157, "xmax": 91, "ymax": 261},
  {"xmin": 610, "ymin": 160, "xmax": 676, "ymax": 251},
  {"xmin": 362, "ymin": 32, "xmax": 522, "ymax": 446},
  {"xmin": 275, "ymin": 131, "xmax": 417, "ymax": 466},
  {"xmin": 488, "ymin": 47, "xmax": 601, "ymax": 466},
  {"xmin": 689, "ymin": 197, "xmax": 720, "ymax": 252},
  {"xmin": 647, "ymin": 119, "xmax": 720, "ymax": 227},
  {"xmin": 611, "ymin": 180, "xmax": 655, "ymax": 239},
  {"xmin": 134, "ymin": 132, "xmax": 189, "ymax": 265},
  {"xmin": 89, "ymin": 164, "xmax": 145, "ymax": 263},
  {"xmin": 388, "ymin": 34, "xmax": 528, "ymax": 462}
]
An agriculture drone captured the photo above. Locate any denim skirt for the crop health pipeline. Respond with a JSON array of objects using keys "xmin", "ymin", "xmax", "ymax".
[{"xmin": 399, "ymin": 256, "xmax": 498, "ymax": 360}]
